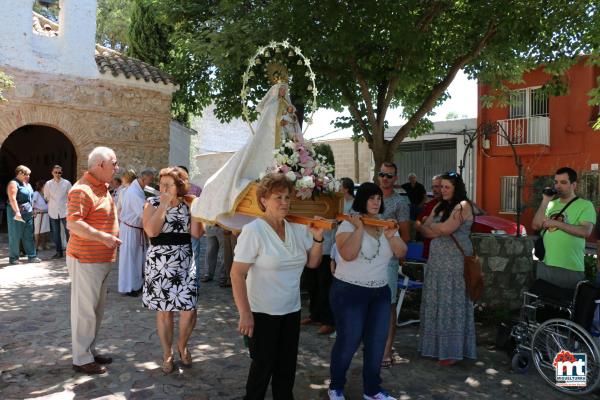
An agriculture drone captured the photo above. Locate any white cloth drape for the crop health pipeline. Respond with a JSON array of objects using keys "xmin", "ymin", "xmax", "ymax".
[
  {"xmin": 191, "ymin": 83, "xmax": 289, "ymax": 231},
  {"xmin": 117, "ymin": 179, "xmax": 147, "ymax": 293}
]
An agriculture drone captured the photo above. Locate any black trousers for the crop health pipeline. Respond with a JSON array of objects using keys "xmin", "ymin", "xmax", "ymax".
[
  {"xmin": 245, "ymin": 310, "xmax": 301, "ymax": 400},
  {"xmin": 306, "ymin": 256, "xmax": 334, "ymax": 325}
]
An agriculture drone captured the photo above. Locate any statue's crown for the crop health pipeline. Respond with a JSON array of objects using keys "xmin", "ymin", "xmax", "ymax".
[{"xmin": 267, "ymin": 62, "xmax": 289, "ymax": 85}]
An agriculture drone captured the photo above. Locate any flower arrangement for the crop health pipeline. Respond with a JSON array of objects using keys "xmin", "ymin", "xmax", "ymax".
[{"xmin": 263, "ymin": 139, "xmax": 340, "ymax": 200}]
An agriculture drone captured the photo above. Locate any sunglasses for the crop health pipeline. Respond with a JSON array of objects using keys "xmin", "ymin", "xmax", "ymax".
[
  {"xmin": 378, "ymin": 172, "xmax": 395, "ymax": 179},
  {"xmin": 53, "ymin": 171, "xmax": 62, "ymax": 175},
  {"xmin": 447, "ymin": 171, "xmax": 459, "ymax": 178}
]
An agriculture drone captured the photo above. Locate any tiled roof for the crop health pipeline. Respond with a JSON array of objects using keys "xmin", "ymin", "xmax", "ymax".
[{"xmin": 32, "ymin": 13, "xmax": 176, "ymax": 86}]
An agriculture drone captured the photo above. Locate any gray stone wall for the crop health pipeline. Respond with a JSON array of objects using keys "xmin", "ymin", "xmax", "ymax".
[{"xmin": 472, "ymin": 233, "xmax": 535, "ymax": 310}]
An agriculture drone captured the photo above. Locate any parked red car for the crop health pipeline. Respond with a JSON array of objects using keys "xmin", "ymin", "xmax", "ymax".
[{"xmin": 472, "ymin": 204, "xmax": 527, "ymax": 236}]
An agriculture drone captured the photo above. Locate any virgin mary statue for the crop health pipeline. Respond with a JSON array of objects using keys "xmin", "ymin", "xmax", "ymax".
[{"xmin": 191, "ymin": 81, "xmax": 295, "ymax": 230}]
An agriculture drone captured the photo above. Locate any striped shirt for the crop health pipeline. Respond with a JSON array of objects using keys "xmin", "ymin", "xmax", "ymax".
[{"xmin": 66, "ymin": 172, "xmax": 119, "ymax": 263}]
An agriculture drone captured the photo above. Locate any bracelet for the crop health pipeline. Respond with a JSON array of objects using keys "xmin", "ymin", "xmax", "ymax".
[{"xmin": 313, "ymin": 236, "xmax": 324, "ymax": 243}]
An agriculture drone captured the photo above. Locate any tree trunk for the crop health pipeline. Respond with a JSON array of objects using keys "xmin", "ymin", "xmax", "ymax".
[{"xmin": 371, "ymin": 140, "xmax": 395, "ymax": 182}]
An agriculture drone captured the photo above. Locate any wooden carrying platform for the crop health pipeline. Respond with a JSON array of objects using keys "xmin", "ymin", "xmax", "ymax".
[{"xmin": 236, "ymin": 182, "xmax": 343, "ymax": 222}]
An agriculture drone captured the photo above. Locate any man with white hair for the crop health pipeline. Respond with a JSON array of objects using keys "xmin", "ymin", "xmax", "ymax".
[
  {"xmin": 118, "ymin": 167, "xmax": 155, "ymax": 296},
  {"xmin": 66, "ymin": 146, "xmax": 121, "ymax": 375}
]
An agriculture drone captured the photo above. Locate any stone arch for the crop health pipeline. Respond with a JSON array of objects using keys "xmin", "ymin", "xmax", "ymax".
[
  {"xmin": 0, "ymin": 124, "xmax": 77, "ymax": 185},
  {"xmin": 0, "ymin": 105, "xmax": 88, "ymax": 174}
]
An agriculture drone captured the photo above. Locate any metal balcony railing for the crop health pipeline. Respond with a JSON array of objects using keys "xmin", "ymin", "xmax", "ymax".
[{"xmin": 497, "ymin": 116, "xmax": 550, "ymax": 146}]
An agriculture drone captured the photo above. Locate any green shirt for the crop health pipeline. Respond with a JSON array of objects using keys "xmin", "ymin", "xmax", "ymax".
[{"xmin": 543, "ymin": 197, "xmax": 596, "ymax": 271}]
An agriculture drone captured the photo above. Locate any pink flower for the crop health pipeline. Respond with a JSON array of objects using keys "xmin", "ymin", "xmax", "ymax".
[{"xmin": 280, "ymin": 165, "xmax": 290, "ymax": 173}]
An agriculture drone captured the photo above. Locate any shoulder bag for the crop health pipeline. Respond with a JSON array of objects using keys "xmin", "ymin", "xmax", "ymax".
[
  {"xmin": 450, "ymin": 232, "xmax": 484, "ymax": 302},
  {"xmin": 534, "ymin": 196, "xmax": 579, "ymax": 260}
]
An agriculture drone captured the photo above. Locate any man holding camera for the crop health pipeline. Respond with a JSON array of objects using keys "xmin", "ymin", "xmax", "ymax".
[{"xmin": 532, "ymin": 167, "xmax": 596, "ymax": 289}]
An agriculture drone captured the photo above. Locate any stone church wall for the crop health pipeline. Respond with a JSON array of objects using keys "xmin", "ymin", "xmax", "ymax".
[{"xmin": 0, "ymin": 67, "xmax": 172, "ymax": 177}]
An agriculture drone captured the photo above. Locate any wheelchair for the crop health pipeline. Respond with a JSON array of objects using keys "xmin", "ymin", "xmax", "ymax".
[{"xmin": 510, "ymin": 279, "xmax": 600, "ymax": 395}]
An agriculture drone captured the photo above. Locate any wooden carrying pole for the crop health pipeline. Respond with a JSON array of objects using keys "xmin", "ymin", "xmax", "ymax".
[
  {"xmin": 285, "ymin": 215, "xmax": 337, "ymax": 230},
  {"xmin": 336, "ymin": 214, "xmax": 398, "ymax": 230}
]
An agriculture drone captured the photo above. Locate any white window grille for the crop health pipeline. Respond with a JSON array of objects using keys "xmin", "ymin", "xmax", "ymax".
[
  {"xmin": 499, "ymin": 87, "xmax": 550, "ymax": 146},
  {"xmin": 500, "ymin": 176, "xmax": 518, "ymax": 213}
]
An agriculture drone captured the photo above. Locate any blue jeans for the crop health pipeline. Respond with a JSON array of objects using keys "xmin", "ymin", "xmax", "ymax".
[
  {"xmin": 7, "ymin": 208, "xmax": 36, "ymax": 262},
  {"xmin": 49, "ymin": 217, "xmax": 69, "ymax": 254},
  {"xmin": 329, "ymin": 278, "xmax": 391, "ymax": 396}
]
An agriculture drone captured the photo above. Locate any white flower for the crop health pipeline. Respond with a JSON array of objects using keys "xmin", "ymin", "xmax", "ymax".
[
  {"xmin": 298, "ymin": 176, "xmax": 315, "ymax": 189},
  {"xmin": 285, "ymin": 141, "xmax": 295, "ymax": 149},
  {"xmin": 285, "ymin": 171, "xmax": 297, "ymax": 182}
]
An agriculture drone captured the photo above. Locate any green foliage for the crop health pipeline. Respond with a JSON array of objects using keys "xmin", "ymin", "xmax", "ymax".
[
  {"xmin": 148, "ymin": 0, "xmax": 598, "ymax": 161},
  {"xmin": 313, "ymin": 143, "xmax": 335, "ymax": 172},
  {"xmin": 96, "ymin": 0, "xmax": 134, "ymax": 51},
  {"xmin": 127, "ymin": 0, "xmax": 172, "ymax": 67},
  {"xmin": 0, "ymin": 71, "xmax": 14, "ymax": 102}
]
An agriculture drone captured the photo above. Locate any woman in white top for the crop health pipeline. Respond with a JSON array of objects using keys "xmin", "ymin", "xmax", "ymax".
[
  {"xmin": 231, "ymin": 173, "xmax": 324, "ymax": 400},
  {"xmin": 32, "ymin": 180, "xmax": 50, "ymax": 251},
  {"xmin": 328, "ymin": 182, "xmax": 406, "ymax": 400}
]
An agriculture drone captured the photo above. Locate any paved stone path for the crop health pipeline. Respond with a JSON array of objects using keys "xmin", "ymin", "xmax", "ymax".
[{"xmin": 0, "ymin": 239, "xmax": 595, "ymax": 399}]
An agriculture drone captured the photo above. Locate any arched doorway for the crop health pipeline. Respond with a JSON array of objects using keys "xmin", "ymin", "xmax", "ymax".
[{"xmin": 0, "ymin": 125, "xmax": 76, "ymax": 231}]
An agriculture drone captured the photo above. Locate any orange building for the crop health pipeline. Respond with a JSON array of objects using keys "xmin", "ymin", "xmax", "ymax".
[{"xmin": 476, "ymin": 58, "xmax": 600, "ymax": 232}]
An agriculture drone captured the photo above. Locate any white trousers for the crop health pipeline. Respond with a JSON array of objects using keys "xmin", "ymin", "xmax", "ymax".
[{"xmin": 67, "ymin": 256, "xmax": 113, "ymax": 365}]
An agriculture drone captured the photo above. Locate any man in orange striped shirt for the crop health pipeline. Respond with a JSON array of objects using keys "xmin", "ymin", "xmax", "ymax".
[{"xmin": 66, "ymin": 146, "xmax": 121, "ymax": 375}]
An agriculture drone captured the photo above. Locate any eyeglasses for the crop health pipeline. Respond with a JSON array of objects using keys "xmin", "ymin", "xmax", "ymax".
[
  {"xmin": 378, "ymin": 172, "xmax": 395, "ymax": 179},
  {"xmin": 102, "ymin": 160, "xmax": 118, "ymax": 167}
]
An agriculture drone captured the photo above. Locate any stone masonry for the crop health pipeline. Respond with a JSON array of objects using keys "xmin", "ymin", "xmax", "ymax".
[
  {"xmin": 472, "ymin": 233, "xmax": 536, "ymax": 310},
  {"xmin": 0, "ymin": 67, "xmax": 173, "ymax": 175}
]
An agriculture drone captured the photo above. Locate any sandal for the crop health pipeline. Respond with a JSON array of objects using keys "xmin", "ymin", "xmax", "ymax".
[
  {"xmin": 162, "ymin": 355, "xmax": 174, "ymax": 374},
  {"xmin": 178, "ymin": 347, "xmax": 192, "ymax": 367},
  {"xmin": 381, "ymin": 358, "xmax": 392, "ymax": 369}
]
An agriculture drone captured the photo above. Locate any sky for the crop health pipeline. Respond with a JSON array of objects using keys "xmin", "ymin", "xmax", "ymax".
[{"xmin": 304, "ymin": 70, "xmax": 478, "ymax": 140}]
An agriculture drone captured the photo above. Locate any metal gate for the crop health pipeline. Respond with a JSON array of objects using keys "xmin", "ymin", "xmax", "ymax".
[{"xmin": 393, "ymin": 139, "xmax": 457, "ymax": 185}]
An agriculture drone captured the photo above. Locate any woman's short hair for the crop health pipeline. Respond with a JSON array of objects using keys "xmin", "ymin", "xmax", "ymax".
[
  {"xmin": 15, "ymin": 165, "xmax": 31, "ymax": 176},
  {"xmin": 159, "ymin": 166, "xmax": 190, "ymax": 197},
  {"xmin": 352, "ymin": 182, "xmax": 385, "ymax": 214},
  {"xmin": 340, "ymin": 177, "xmax": 355, "ymax": 197},
  {"xmin": 121, "ymin": 169, "xmax": 137, "ymax": 184},
  {"xmin": 256, "ymin": 173, "xmax": 294, "ymax": 212}
]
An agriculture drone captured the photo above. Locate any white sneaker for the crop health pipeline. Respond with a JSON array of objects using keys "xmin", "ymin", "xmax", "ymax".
[
  {"xmin": 328, "ymin": 388, "xmax": 345, "ymax": 400},
  {"xmin": 363, "ymin": 391, "xmax": 397, "ymax": 400}
]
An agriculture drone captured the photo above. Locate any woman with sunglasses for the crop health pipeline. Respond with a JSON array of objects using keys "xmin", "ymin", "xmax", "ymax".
[
  {"xmin": 328, "ymin": 182, "xmax": 406, "ymax": 400},
  {"xmin": 415, "ymin": 172, "xmax": 476, "ymax": 366},
  {"xmin": 6, "ymin": 165, "xmax": 41, "ymax": 264}
]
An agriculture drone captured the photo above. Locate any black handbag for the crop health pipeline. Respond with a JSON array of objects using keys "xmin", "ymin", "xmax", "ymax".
[{"xmin": 534, "ymin": 196, "xmax": 579, "ymax": 260}]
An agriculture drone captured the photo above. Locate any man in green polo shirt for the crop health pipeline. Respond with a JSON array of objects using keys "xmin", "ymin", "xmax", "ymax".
[{"xmin": 532, "ymin": 167, "xmax": 596, "ymax": 289}]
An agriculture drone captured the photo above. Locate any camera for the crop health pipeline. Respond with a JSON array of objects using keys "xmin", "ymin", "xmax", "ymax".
[{"xmin": 542, "ymin": 187, "xmax": 557, "ymax": 196}]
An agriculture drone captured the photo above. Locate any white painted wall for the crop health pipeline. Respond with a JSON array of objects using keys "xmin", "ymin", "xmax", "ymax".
[
  {"xmin": 169, "ymin": 121, "xmax": 196, "ymax": 170},
  {"xmin": 0, "ymin": 0, "xmax": 98, "ymax": 78}
]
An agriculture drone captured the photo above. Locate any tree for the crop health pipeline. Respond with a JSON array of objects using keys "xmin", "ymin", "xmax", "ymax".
[
  {"xmin": 0, "ymin": 70, "xmax": 14, "ymax": 102},
  {"xmin": 150, "ymin": 0, "xmax": 598, "ymax": 168},
  {"xmin": 96, "ymin": 0, "xmax": 134, "ymax": 51},
  {"xmin": 127, "ymin": 0, "xmax": 172, "ymax": 66}
]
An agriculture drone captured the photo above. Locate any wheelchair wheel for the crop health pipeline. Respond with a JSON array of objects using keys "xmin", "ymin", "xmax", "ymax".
[
  {"xmin": 531, "ymin": 318, "xmax": 600, "ymax": 395},
  {"xmin": 511, "ymin": 351, "xmax": 531, "ymax": 373}
]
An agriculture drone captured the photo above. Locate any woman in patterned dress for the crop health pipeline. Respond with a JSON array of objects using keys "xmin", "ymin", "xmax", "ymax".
[
  {"xmin": 415, "ymin": 172, "xmax": 476, "ymax": 366},
  {"xmin": 142, "ymin": 166, "xmax": 204, "ymax": 374}
]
